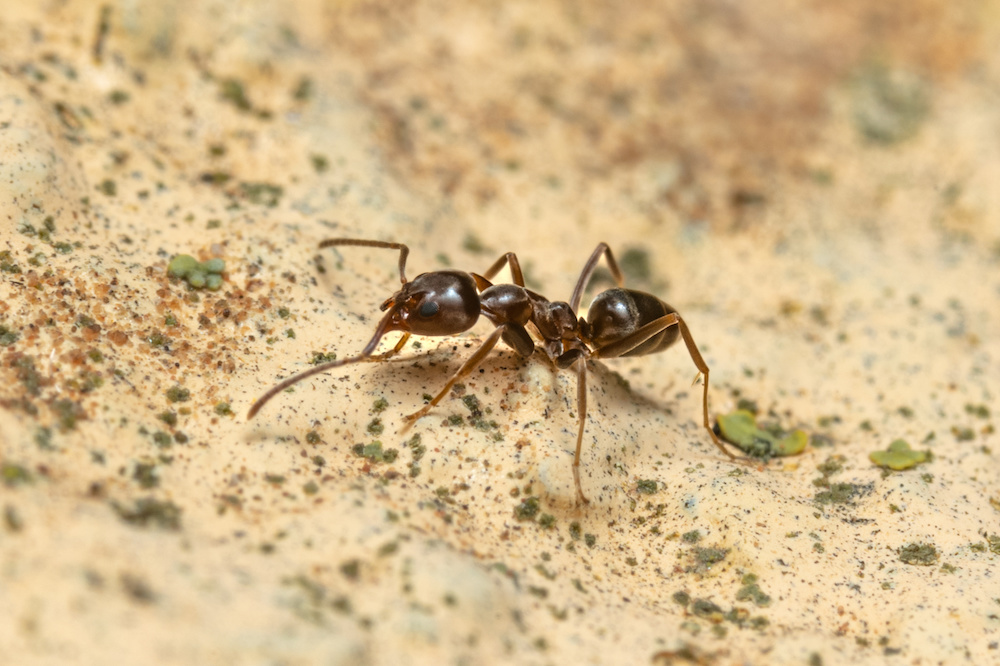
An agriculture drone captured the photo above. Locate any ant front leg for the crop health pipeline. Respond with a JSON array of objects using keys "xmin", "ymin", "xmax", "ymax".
[
  {"xmin": 592, "ymin": 312, "xmax": 737, "ymax": 462},
  {"xmin": 401, "ymin": 324, "xmax": 517, "ymax": 427}
]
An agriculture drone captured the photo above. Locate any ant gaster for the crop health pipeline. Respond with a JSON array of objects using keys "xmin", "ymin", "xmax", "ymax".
[{"xmin": 247, "ymin": 238, "xmax": 738, "ymax": 504}]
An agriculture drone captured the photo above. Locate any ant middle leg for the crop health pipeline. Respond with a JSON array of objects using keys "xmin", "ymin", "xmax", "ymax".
[
  {"xmin": 592, "ymin": 313, "xmax": 737, "ymax": 462},
  {"xmin": 572, "ymin": 358, "xmax": 590, "ymax": 505},
  {"xmin": 570, "ymin": 243, "xmax": 625, "ymax": 312}
]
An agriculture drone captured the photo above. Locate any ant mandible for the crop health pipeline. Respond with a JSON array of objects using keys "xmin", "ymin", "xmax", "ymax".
[{"xmin": 247, "ymin": 238, "xmax": 738, "ymax": 504}]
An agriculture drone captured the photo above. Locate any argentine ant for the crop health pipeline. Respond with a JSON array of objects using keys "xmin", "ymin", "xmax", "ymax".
[{"xmin": 248, "ymin": 238, "xmax": 737, "ymax": 504}]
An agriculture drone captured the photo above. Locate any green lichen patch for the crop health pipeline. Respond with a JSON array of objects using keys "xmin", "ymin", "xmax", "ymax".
[
  {"xmin": 167, "ymin": 254, "xmax": 226, "ymax": 291},
  {"xmin": 898, "ymin": 542, "xmax": 939, "ymax": 566},
  {"xmin": 459, "ymin": 393, "xmax": 502, "ymax": 439},
  {"xmin": 366, "ymin": 418, "xmax": 384, "ymax": 435},
  {"xmin": 735, "ymin": 574, "xmax": 772, "ymax": 607},
  {"xmin": 514, "ymin": 496, "xmax": 541, "ymax": 521},
  {"xmin": 4, "ymin": 505, "xmax": 23, "ymax": 532},
  {"xmin": 2, "ymin": 463, "xmax": 33, "ymax": 487},
  {"xmin": 132, "ymin": 462, "xmax": 159, "ymax": 489},
  {"xmin": 351, "ymin": 441, "xmax": 398, "ymax": 463},
  {"xmin": 717, "ymin": 409, "xmax": 807, "ymax": 458},
  {"xmin": 686, "ymin": 546, "xmax": 729, "ymax": 574},
  {"xmin": 239, "ymin": 182, "xmax": 283, "ymax": 207},
  {"xmin": 0, "ymin": 323, "xmax": 20, "ymax": 347},
  {"xmin": 814, "ymin": 482, "xmax": 864, "ymax": 505},
  {"xmin": 165, "ymin": 385, "xmax": 191, "ymax": 403},
  {"xmin": 219, "ymin": 78, "xmax": 253, "ymax": 112},
  {"xmin": 965, "ymin": 403, "xmax": 991, "ymax": 419},
  {"xmin": 111, "ymin": 497, "xmax": 182, "ymax": 530},
  {"xmin": 636, "ymin": 479, "xmax": 659, "ymax": 494},
  {"xmin": 0, "ymin": 250, "xmax": 22, "ymax": 273},
  {"xmin": 310, "ymin": 351, "xmax": 337, "ymax": 364},
  {"xmin": 852, "ymin": 64, "xmax": 930, "ymax": 145},
  {"xmin": 869, "ymin": 439, "xmax": 929, "ymax": 470}
]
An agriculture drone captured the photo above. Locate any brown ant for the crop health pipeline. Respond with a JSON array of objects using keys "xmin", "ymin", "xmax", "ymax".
[{"xmin": 248, "ymin": 238, "xmax": 738, "ymax": 504}]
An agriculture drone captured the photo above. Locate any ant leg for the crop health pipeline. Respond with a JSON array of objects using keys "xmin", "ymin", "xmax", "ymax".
[
  {"xmin": 318, "ymin": 238, "xmax": 410, "ymax": 284},
  {"xmin": 572, "ymin": 358, "xmax": 590, "ymax": 505},
  {"xmin": 480, "ymin": 252, "xmax": 525, "ymax": 287},
  {"xmin": 592, "ymin": 313, "xmax": 736, "ymax": 462},
  {"xmin": 673, "ymin": 315, "xmax": 736, "ymax": 461},
  {"xmin": 570, "ymin": 243, "xmax": 625, "ymax": 312},
  {"xmin": 402, "ymin": 325, "xmax": 507, "ymax": 425}
]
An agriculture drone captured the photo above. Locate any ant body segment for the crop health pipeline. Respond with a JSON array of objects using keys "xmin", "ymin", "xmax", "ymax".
[{"xmin": 247, "ymin": 238, "xmax": 738, "ymax": 504}]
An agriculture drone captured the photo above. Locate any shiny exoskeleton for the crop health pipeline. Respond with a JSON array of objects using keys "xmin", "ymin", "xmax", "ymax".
[{"xmin": 247, "ymin": 238, "xmax": 737, "ymax": 504}]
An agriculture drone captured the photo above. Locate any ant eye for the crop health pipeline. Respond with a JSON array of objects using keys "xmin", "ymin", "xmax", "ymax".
[{"xmin": 418, "ymin": 301, "xmax": 440, "ymax": 318}]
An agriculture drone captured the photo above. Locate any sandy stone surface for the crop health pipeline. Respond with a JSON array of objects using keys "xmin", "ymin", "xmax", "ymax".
[{"xmin": 2, "ymin": 2, "xmax": 999, "ymax": 665}]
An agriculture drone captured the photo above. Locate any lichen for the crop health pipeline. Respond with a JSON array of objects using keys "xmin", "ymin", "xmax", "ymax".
[
  {"xmin": 898, "ymin": 542, "xmax": 938, "ymax": 566},
  {"xmin": 717, "ymin": 409, "xmax": 807, "ymax": 457},
  {"xmin": 167, "ymin": 254, "xmax": 226, "ymax": 291},
  {"xmin": 870, "ymin": 439, "xmax": 929, "ymax": 470},
  {"xmin": 111, "ymin": 498, "xmax": 182, "ymax": 530},
  {"xmin": 514, "ymin": 497, "xmax": 541, "ymax": 521}
]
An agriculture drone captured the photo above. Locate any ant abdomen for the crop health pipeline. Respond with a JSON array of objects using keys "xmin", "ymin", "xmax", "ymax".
[{"xmin": 586, "ymin": 288, "xmax": 680, "ymax": 357}]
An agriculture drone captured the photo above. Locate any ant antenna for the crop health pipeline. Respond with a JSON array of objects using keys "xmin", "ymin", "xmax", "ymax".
[{"xmin": 319, "ymin": 239, "xmax": 410, "ymax": 284}]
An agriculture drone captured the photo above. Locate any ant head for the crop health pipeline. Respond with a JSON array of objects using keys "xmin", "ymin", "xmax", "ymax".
[{"xmin": 381, "ymin": 270, "xmax": 480, "ymax": 336}]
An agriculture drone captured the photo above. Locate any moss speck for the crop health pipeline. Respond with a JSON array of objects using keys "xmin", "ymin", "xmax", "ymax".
[
  {"xmin": 898, "ymin": 542, "xmax": 938, "ymax": 566},
  {"xmin": 111, "ymin": 497, "xmax": 181, "ymax": 530},
  {"xmin": 340, "ymin": 559, "xmax": 361, "ymax": 581},
  {"xmin": 0, "ymin": 324, "xmax": 20, "ymax": 347},
  {"xmin": 310, "ymin": 351, "xmax": 337, "ymax": 364},
  {"xmin": 814, "ymin": 483, "xmax": 861, "ymax": 505},
  {"xmin": 636, "ymin": 479, "xmax": 659, "ymax": 494},
  {"xmin": 239, "ymin": 182, "xmax": 283, "ymax": 207},
  {"xmin": 735, "ymin": 574, "xmax": 772, "ymax": 607},
  {"xmin": 352, "ymin": 441, "xmax": 397, "ymax": 463},
  {"xmin": 133, "ymin": 463, "xmax": 159, "ymax": 489},
  {"xmin": 165, "ymin": 385, "xmax": 190, "ymax": 402},
  {"xmin": 2, "ymin": 463, "xmax": 33, "ymax": 487},
  {"xmin": 514, "ymin": 497, "xmax": 540, "ymax": 521}
]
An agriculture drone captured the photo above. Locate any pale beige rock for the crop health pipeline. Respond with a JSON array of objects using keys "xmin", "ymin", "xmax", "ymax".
[{"xmin": 1, "ymin": 2, "xmax": 999, "ymax": 665}]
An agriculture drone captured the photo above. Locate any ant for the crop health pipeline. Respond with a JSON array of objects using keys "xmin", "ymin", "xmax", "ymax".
[{"xmin": 248, "ymin": 238, "xmax": 738, "ymax": 504}]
